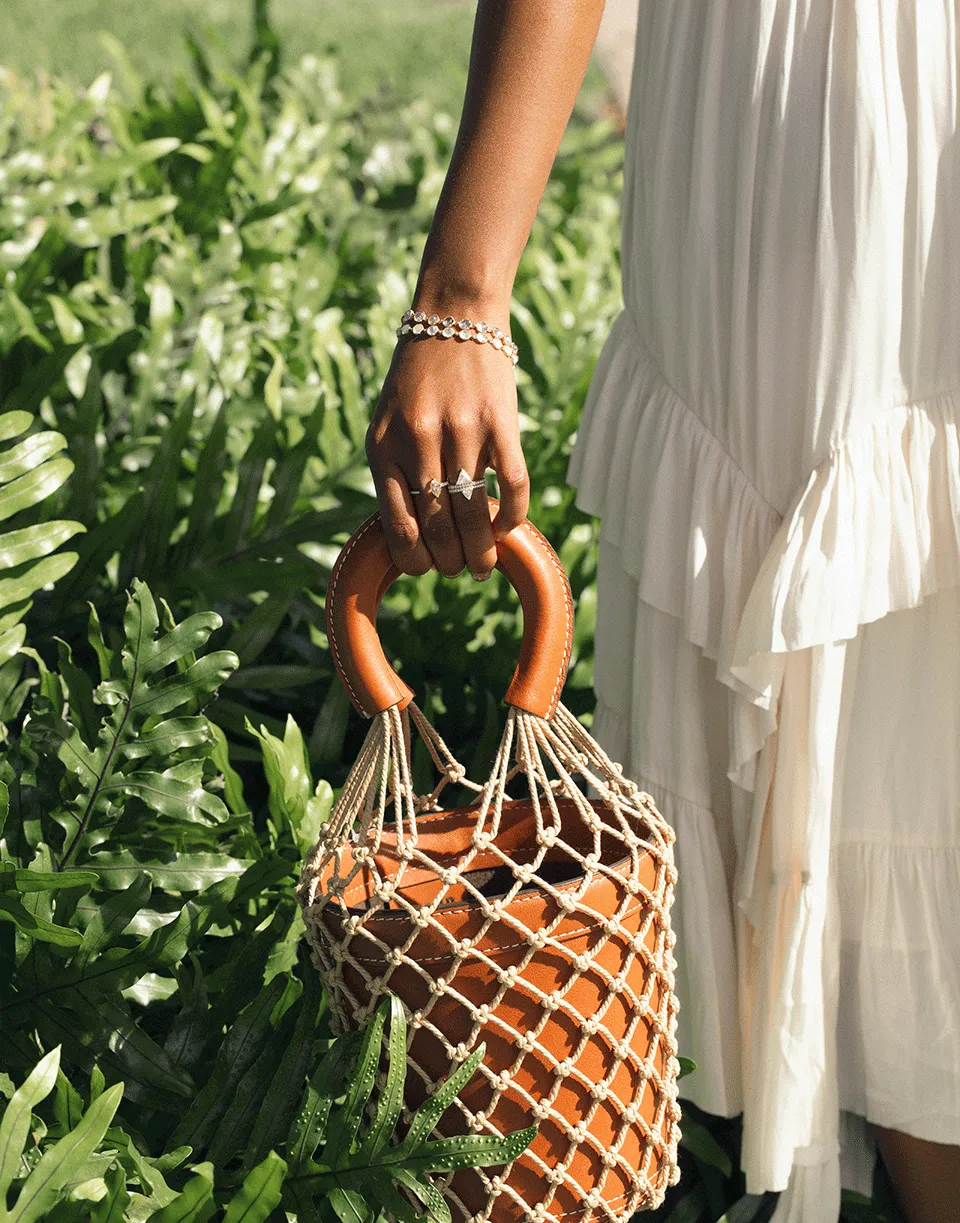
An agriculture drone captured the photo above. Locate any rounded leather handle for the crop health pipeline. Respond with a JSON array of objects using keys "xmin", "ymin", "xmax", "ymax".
[{"xmin": 325, "ymin": 500, "xmax": 574, "ymax": 721}]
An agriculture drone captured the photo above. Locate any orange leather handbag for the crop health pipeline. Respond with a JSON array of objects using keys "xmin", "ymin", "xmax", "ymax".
[{"xmin": 297, "ymin": 506, "xmax": 681, "ymax": 1223}]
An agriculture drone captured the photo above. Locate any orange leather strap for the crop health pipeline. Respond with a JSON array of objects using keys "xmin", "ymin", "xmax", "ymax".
[{"xmin": 325, "ymin": 501, "xmax": 574, "ymax": 720}]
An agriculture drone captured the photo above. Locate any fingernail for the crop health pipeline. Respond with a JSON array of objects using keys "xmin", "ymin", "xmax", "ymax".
[{"xmin": 471, "ymin": 570, "xmax": 492, "ymax": 582}]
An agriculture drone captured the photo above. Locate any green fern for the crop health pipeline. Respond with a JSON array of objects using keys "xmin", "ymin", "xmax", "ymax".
[
  {"xmin": 284, "ymin": 995, "xmax": 537, "ymax": 1223},
  {"xmin": 27, "ymin": 579, "xmax": 238, "ymax": 870},
  {"xmin": 0, "ymin": 997, "xmax": 535, "ymax": 1222},
  {"xmin": 0, "ymin": 410, "xmax": 83, "ymax": 732}
]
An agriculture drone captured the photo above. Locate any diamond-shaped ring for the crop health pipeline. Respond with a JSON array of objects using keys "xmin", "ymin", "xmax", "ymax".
[
  {"xmin": 448, "ymin": 468, "xmax": 487, "ymax": 501},
  {"xmin": 409, "ymin": 476, "xmax": 447, "ymax": 498}
]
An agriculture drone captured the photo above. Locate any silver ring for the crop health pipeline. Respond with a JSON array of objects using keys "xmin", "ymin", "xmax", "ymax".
[
  {"xmin": 448, "ymin": 467, "xmax": 487, "ymax": 501},
  {"xmin": 410, "ymin": 477, "xmax": 447, "ymax": 498}
]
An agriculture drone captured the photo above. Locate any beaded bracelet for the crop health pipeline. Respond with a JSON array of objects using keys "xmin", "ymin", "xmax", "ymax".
[{"xmin": 396, "ymin": 309, "xmax": 519, "ymax": 366}]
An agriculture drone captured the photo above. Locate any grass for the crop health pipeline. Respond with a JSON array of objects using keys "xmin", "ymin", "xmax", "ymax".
[{"xmin": 0, "ymin": 0, "xmax": 612, "ymax": 118}]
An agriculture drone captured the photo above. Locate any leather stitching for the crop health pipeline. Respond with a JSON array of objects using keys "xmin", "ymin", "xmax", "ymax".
[
  {"xmin": 326, "ymin": 511, "xmax": 384, "ymax": 718},
  {"xmin": 328, "ymin": 512, "xmax": 574, "ymax": 719},
  {"xmin": 513, "ymin": 518, "xmax": 574, "ymax": 718},
  {"xmin": 343, "ymin": 899, "xmax": 644, "ymax": 956}
]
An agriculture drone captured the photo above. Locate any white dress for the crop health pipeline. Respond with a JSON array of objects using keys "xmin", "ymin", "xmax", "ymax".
[{"xmin": 565, "ymin": 3, "xmax": 960, "ymax": 1218}]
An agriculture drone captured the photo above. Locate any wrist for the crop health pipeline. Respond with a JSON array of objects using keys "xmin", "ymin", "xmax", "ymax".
[{"xmin": 412, "ymin": 264, "xmax": 514, "ymax": 328}]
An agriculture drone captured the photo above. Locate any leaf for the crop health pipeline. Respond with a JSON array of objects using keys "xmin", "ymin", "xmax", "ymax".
[
  {"xmin": 42, "ymin": 581, "xmax": 239, "ymax": 869},
  {"xmin": 1, "ymin": 349, "xmax": 81, "ymax": 418},
  {"xmin": 163, "ymin": 958, "xmax": 211, "ymax": 1075},
  {"xmin": 101, "ymin": 652, "xmax": 237, "ymax": 720},
  {"xmin": 122, "ymin": 1137, "xmax": 179, "ymax": 1212},
  {"xmin": 176, "ymin": 404, "xmax": 228, "ymax": 565},
  {"xmin": 87, "ymin": 851, "xmax": 249, "ymax": 891},
  {"xmin": 324, "ymin": 998, "xmax": 387, "ymax": 1170},
  {"xmin": 120, "ymin": 395, "xmax": 194, "ymax": 588},
  {"xmin": 218, "ymin": 417, "xmax": 277, "ymax": 554},
  {"xmin": 245, "ymin": 714, "xmax": 311, "ymax": 838},
  {"xmin": 0, "ymin": 895, "xmax": 83, "ymax": 946},
  {"xmin": 678, "ymin": 1113, "xmax": 733, "ymax": 1178},
  {"xmin": 362, "ymin": 1171, "xmax": 423, "ymax": 1223},
  {"xmin": 54, "ymin": 637, "xmax": 98, "ymax": 749},
  {"xmin": 0, "ymin": 522, "xmax": 84, "ymax": 570},
  {"xmin": 48, "ymin": 296, "xmax": 84, "ymax": 345},
  {"xmin": 120, "ymin": 717, "xmax": 212, "ymax": 760},
  {"xmin": 0, "ymin": 458, "xmax": 74, "ymax": 523},
  {"xmin": 0, "ymin": 553, "xmax": 80, "ymax": 617},
  {"xmin": 5, "ymin": 289, "xmax": 52, "ymax": 352},
  {"xmin": 287, "ymin": 1033, "xmax": 361, "ymax": 1172},
  {"xmin": 143, "ymin": 1162, "xmax": 215, "ymax": 1222},
  {"xmin": 244, "ymin": 967, "xmax": 323, "ymax": 1168},
  {"xmin": 360, "ymin": 994, "xmax": 406, "ymax": 1158},
  {"xmin": 168, "ymin": 973, "xmax": 288, "ymax": 1152},
  {"xmin": 73, "ymin": 996, "xmax": 196, "ymax": 1101},
  {"xmin": 264, "ymin": 351, "xmax": 284, "ymax": 421},
  {"xmin": 401, "ymin": 1043, "xmax": 488, "ymax": 1152},
  {"xmin": 86, "ymin": 603, "xmax": 114, "ymax": 684},
  {"xmin": 204, "ymin": 1004, "xmax": 294, "ymax": 1168},
  {"xmin": 76, "ymin": 874, "xmax": 153, "ymax": 970},
  {"xmin": 0, "ymin": 1047, "xmax": 61, "ymax": 1199},
  {"xmin": 390, "ymin": 1166, "xmax": 450, "ymax": 1223},
  {"xmin": 0, "ymin": 413, "xmax": 32, "ymax": 445},
  {"xmin": 11, "ymin": 869, "xmax": 97, "ymax": 893},
  {"xmin": 6, "ymin": 1082, "xmax": 123, "ymax": 1223},
  {"xmin": 327, "ymin": 1186, "xmax": 371, "ymax": 1223},
  {"xmin": 101, "ymin": 770, "xmax": 229, "ymax": 825},
  {"xmin": 663, "ymin": 1186, "xmax": 709, "ymax": 1223},
  {"xmin": 52, "ymin": 1070, "xmax": 85, "ymax": 1135},
  {"xmin": 89, "ymin": 1165, "xmax": 130, "ymax": 1223},
  {"xmin": 207, "ymin": 723, "xmax": 246, "ymax": 816},
  {"xmin": 226, "ymin": 593, "xmax": 294, "ymax": 669},
  {"xmin": 222, "ymin": 1151, "xmax": 287, "ymax": 1223},
  {"xmin": 398, "ymin": 1128, "xmax": 537, "ymax": 1174},
  {"xmin": 0, "ymin": 431, "xmax": 68, "ymax": 484}
]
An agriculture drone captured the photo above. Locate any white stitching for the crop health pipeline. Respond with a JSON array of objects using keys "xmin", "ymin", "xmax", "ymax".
[
  {"xmin": 512, "ymin": 519, "xmax": 574, "ymax": 719},
  {"xmin": 328, "ymin": 512, "xmax": 573, "ymax": 719},
  {"xmin": 339, "ymin": 900, "xmax": 645, "ymax": 961},
  {"xmin": 326, "ymin": 512, "xmax": 386, "ymax": 717}
]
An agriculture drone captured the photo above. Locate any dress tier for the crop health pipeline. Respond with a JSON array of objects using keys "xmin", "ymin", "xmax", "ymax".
[{"xmin": 566, "ymin": 3, "xmax": 960, "ymax": 1218}]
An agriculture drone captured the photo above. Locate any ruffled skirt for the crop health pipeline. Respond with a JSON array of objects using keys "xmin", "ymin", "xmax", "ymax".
[
  {"xmin": 566, "ymin": 320, "xmax": 960, "ymax": 1213},
  {"xmin": 565, "ymin": 4, "xmax": 960, "ymax": 1214}
]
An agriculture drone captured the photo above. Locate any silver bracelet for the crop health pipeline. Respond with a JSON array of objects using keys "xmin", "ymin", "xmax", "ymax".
[{"xmin": 396, "ymin": 310, "xmax": 519, "ymax": 366}]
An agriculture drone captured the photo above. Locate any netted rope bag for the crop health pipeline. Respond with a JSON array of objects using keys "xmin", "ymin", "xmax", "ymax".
[{"xmin": 297, "ymin": 507, "xmax": 681, "ymax": 1223}]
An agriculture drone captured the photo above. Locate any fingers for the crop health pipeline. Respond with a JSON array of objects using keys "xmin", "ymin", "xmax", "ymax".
[
  {"xmin": 488, "ymin": 428, "xmax": 530, "ymax": 541},
  {"xmin": 367, "ymin": 379, "xmax": 528, "ymax": 579},
  {"xmin": 442, "ymin": 447, "xmax": 497, "ymax": 581},
  {"xmin": 408, "ymin": 453, "xmax": 467, "ymax": 579},
  {"xmin": 370, "ymin": 461, "xmax": 433, "ymax": 576}
]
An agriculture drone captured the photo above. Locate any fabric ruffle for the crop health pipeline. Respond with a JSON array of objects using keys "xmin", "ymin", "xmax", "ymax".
[
  {"xmin": 731, "ymin": 390, "xmax": 960, "ymax": 702},
  {"xmin": 834, "ymin": 840, "xmax": 960, "ymax": 1146},
  {"xmin": 565, "ymin": 308, "xmax": 960, "ymax": 1208},
  {"xmin": 566, "ymin": 311, "xmax": 780, "ymax": 790},
  {"xmin": 568, "ymin": 310, "xmax": 960, "ymax": 751}
]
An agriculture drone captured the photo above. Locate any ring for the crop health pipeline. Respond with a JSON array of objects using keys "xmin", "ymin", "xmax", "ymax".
[
  {"xmin": 410, "ymin": 477, "xmax": 447, "ymax": 498},
  {"xmin": 448, "ymin": 467, "xmax": 487, "ymax": 501}
]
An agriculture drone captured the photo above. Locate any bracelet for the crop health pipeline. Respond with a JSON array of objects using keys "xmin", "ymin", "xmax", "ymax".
[{"xmin": 396, "ymin": 309, "xmax": 519, "ymax": 366}]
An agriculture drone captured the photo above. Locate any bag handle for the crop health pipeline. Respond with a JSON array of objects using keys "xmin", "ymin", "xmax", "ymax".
[{"xmin": 325, "ymin": 500, "xmax": 574, "ymax": 721}]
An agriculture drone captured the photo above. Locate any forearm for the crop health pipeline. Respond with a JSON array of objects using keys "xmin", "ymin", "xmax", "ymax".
[{"xmin": 413, "ymin": 0, "xmax": 606, "ymax": 318}]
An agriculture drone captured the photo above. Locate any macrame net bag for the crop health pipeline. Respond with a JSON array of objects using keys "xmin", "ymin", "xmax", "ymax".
[{"xmin": 297, "ymin": 506, "xmax": 681, "ymax": 1223}]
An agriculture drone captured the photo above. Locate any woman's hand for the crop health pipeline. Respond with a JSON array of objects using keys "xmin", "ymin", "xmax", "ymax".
[
  {"xmin": 365, "ymin": 323, "xmax": 529, "ymax": 581},
  {"xmin": 362, "ymin": 0, "xmax": 606, "ymax": 581}
]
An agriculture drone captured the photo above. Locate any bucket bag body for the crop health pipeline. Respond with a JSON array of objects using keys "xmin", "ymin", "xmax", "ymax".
[{"xmin": 296, "ymin": 506, "xmax": 681, "ymax": 1223}]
